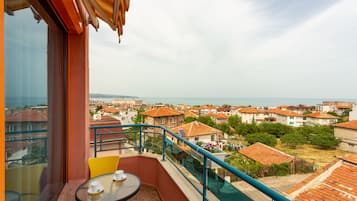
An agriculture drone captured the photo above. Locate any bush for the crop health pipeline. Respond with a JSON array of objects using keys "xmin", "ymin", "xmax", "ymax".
[
  {"xmin": 265, "ymin": 163, "xmax": 290, "ymax": 176},
  {"xmin": 245, "ymin": 132, "xmax": 277, "ymax": 147},
  {"xmin": 235, "ymin": 123, "xmax": 259, "ymax": 136},
  {"xmin": 281, "ymin": 133, "xmax": 306, "ymax": 148},
  {"xmin": 258, "ymin": 123, "xmax": 293, "ymax": 138},
  {"xmin": 311, "ymin": 133, "xmax": 341, "ymax": 149}
]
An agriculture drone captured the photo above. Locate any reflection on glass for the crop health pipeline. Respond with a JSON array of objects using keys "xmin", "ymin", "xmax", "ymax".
[{"xmin": 4, "ymin": 0, "xmax": 64, "ymax": 200}]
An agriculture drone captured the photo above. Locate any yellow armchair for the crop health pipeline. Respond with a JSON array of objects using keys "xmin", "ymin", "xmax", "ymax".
[{"xmin": 88, "ymin": 156, "xmax": 120, "ymax": 178}]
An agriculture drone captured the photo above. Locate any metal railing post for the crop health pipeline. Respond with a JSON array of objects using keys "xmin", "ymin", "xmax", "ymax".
[
  {"xmin": 139, "ymin": 126, "xmax": 142, "ymax": 154},
  {"xmin": 203, "ymin": 155, "xmax": 208, "ymax": 201},
  {"xmin": 94, "ymin": 128, "xmax": 97, "ymax": 157},
  {"xmin": 100, "ymin": 134, "xmax": 103, "ymax": 151},
  {"xmin": 162, "ymin": 129, "xmax": 166, "ymax": 161}
]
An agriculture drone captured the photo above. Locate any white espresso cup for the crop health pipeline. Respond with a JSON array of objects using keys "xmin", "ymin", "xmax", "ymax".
[
  {"xmin": 89, "ymin": 181, "xmax": 100, "ymax": 192},
  {"xmin": 115, "ymin": 170, "xmax": 124, "ymax": 179}
]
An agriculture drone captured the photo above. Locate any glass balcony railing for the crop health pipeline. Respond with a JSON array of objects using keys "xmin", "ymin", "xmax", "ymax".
[{"xmin": 91, "ymin": 124, "xmax": 290, "ymax": 201}]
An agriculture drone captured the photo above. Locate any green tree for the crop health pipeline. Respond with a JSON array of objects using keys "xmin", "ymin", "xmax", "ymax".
[
  {"xmin": 235, "ymin": 123, "xmax": 259, "ymax": 136},
  {"xmin": 197, "ymin": 116, "xmax": 216, "ymax": 127},
  {"xmin": 245, "ymin": 132, "xmax": 277, "ymax": 147},
  {"xmin": 281, "ymin": 133, "xmax": 306, "ymax": 148},
  {"xmin": 134, "ymin": 109, "xmax": 144, "ymax": 123},
  {"xmin": 327, "ymin": 111, "xmax": 338, "ymax": 117},
  {"xmin": 184, "ymin": 116, "xmax": 197, "ymax": 123},
  {"xmin": 228, "ymin": 115, "xmax": 241, "ymax": 129},
  {"xmin": 258, "ymin": 123, "xmax": 293, "ymax": 138},
  {"xmin": 217, "ymin": 123, "xmax": 232, "ymax": 135},
  {"xmin": 311, "ymin": 133, "xmax": 340, "ymax": 149}
]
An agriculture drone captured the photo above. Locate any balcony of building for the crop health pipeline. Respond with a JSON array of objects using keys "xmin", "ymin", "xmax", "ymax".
[{"xmin": 4, "ymin": 124, "xmax": 291, "ymax": 201}]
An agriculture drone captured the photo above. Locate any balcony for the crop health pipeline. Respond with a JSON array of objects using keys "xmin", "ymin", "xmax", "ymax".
[{"xmin": 5, "ymin": 124, "xmax": 290, "ymax": 201}]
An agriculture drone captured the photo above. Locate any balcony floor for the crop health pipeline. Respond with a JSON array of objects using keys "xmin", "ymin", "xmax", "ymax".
[{"xmin": 130, "ymin": 185, "xmax": 162, "ymax": 201}]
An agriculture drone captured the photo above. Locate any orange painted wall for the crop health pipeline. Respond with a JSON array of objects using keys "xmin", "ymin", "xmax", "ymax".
[
  {"xmin": 66, "ymin": 27, "xmax": 90, "ymax": 180},
  {"xmin": 0, "ymin": 0, "xmax": 4, "ymax": 200},
  {"xmin": 120, "ymin": 156, "xmax": 188, "ymax": 201}
]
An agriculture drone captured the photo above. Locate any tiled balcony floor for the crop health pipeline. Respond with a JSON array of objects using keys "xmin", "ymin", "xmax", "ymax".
[{"xmin": 130, "ymin": 185, "xmax": 162, "ymax": 201}]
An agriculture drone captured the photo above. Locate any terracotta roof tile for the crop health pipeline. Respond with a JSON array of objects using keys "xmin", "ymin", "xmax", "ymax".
[
  {"xmin": 239, "ymin": 142, "xmax": 294, "ymax": 165},
  {"xmin": 307, "ymin": 112, "xmax": 338, "ymax": 119},
  {"xmin": 6, "ymin": 109, "xmax": 47, "ymax": 122},
  {"xmin": 216, "ymin": 113, "xmax": 228, "ymax": 119},
  {"xmin": 334, "ymin": 120, "xmax": 357, "ymax": 130},
  {"xmin": 184, "ymin": 110, "xmax": 199, "ymax": 118},
  {"xmin": 239, "ymin": 107, "xmax": 265, "ymax": 114},
  {"xmin": 286, "ymin": 154, "xmax": 357, "ymax": 201},
  {"xmin": 268, "ymin": 109, "xmax": 303, "ymax": 117},
  {"xmin": 171, "ymin": 121, "xmax": 222, "ymax": 137},
  {"xmin": 103, "ymin": 107, "xmax": 120, "ymax": 113},
  {"xmin": 142, "ymin": 107, "xmax": 183, "ymax": 117}
]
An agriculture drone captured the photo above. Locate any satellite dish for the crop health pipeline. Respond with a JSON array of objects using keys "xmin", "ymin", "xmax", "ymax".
[{"xmin": 178, "ymin": 128, "xmax": 186, "ymax": 137}]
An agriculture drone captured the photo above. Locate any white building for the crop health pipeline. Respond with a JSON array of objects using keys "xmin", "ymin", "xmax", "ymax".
[
  {"xmin": 236, "ymin": 108, "xmax": 267, "ymax": 124},
  {"xmin": 349, "ymin": 105, "xmax": 357, "ymax": 121},
  {"xmin": 268, "ymin": 109, "xmax": 304, "ymax": 127},
  {"xmin": 306, "ymin": 112, "xmax": 338, "ymax": 126},
  {"xmin": 171, "ymin": 121, "xmax": 223, "ymax": 145}
]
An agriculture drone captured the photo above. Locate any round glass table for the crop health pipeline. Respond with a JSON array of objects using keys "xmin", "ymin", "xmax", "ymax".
[{"xmin": 75, "ymin": 173, "xmax": 141, "ymax": 201}]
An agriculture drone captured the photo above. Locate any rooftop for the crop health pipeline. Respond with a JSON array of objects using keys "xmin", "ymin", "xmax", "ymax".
[
  {"xmin": 171, "ymin": 121, "xmax": 222, "ymax": 137},
  {"xmin": 142, "ymin": 107, "xmax": 183, "ymax": 117},
  {"xmin": 334, "ymin": 120, "xmax": 357, "ymax": 130},
  {"xmin": 6, "ymin": 109, "xmax": 47, "ymax": 122},
  {"xmin": 268, "ymin": 109, "xmax": 303, "ymax": 117},
  {"xmin": 238, "ymin": 108, "xmax": 265, "ymax": 114},
  {"xmin": 239, "ymin": 142, "xmax": 295, "ymax": 166},
  {"xmin": 286, "ymin": 154, "xmax": 357, "ymax": 201},
  {"xmin": 307, "ymin": 112, "xmax": 338, "ymax": 119}
]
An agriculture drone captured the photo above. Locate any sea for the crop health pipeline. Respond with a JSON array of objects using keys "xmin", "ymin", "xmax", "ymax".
[
  {"xmin": 6, "ymin": 96, "xmax": 357, "ymax": 109},
  {"xmin": 94, "ymin": 97, "xmax": 357, "ymax": 107}
]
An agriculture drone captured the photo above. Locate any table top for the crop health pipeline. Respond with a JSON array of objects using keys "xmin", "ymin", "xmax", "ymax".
[{"xmin": 75, "ymin": 173, "xmax": 141, "ymax": 201}]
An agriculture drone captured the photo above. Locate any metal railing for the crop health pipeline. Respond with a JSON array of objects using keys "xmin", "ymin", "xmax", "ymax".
[
  {"xmin": 5, "ymin": 129, "xmax": 48, "ymax": 164},
  {"xmin": 91, "ymin": 124, "xmax": 290, "ymax": 201}
]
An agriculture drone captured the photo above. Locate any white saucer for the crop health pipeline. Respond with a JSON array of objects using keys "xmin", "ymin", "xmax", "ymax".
[
  {"xmin": 113, "ymin": 174, "xmax": 127, "ymax": 181},
  {"xmin": 87, "ymin": 185, "xmax": 104, "ymax": 195}
]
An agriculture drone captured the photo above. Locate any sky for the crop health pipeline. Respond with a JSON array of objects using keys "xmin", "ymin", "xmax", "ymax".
[{"xmin": 90, "ymin": 0, "xmax": 357, "ymax": 99}]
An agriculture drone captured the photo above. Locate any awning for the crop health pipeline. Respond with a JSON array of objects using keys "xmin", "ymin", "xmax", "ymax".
[
  {"xmin": 5, "ymin": 0, "xmax": 130, "ymax": 42},
  {"xmin": 82, "ymin": 0, "xmax": 130, "ymax": 43}
]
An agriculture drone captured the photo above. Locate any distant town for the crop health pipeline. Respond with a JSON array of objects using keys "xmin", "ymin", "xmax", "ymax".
[{"xmin": 5, "ymin": 97, "xmax": 357, "ymax": 200}]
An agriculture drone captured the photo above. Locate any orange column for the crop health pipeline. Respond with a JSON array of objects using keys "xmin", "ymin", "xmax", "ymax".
[
  {"xmin": 0, "ymin": 0, "xmax": 5, "ymax": 200},
  {"xmin": 67, "ymin": 27, "xmax": 90, "ymax": 180}
]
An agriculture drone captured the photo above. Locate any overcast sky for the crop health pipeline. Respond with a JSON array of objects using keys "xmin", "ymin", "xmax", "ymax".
[{"xmin": 90, "ymin": 0, "xmax": 357, "ymax": 99}]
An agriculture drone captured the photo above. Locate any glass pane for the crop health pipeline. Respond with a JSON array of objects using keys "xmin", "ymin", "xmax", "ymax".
[{"xmin": 4, "ymin": 1, "xmax": 65, "ymax": 200}]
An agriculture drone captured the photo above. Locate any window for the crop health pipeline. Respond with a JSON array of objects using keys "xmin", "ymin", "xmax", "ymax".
[
  {"xmin": 194, "ymin": 137, "xmax": 199, "ymax": 141},
  {"xmin": 4, "ymin": 1, "xmax": 66, "ymax": 200},
  {"xmin": 211, "ymin": 135, "xmax": 216, "ymax": 141},
  {"xmin": 160, "ymin": 118, "xmax": 166, "ymax": 124},
  {"xmin": 170, "ymin": 117, "xmax": 176, "ymax": 123}
]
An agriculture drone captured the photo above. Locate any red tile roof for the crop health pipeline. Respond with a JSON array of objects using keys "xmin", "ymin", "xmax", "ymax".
[
  {"xmin": 334, "ymin": 120, "xmax": 357, "ymax": 130},
  {"xmin": 6, "ymin": 109, "xmax": 47, "ymax": 122},
  {"xmin": 286, "ymin": 154, "xmax": 357, "ymax": 201},
  {"xmin": 142, "ymin": 107, "xmax": 183, "ymax": 117},
  {"xmin": 307, "ymin": 112, "xmax": 338, "ymax": 119},
  {"xmin": 171, "ymin": 121, "xmax": 222, "ymax": 137},
  {"xmin": 337, "ymin": 105, "xmax": 353, "ymax": 109},
  {"xmin": 103, "ymin": 107, "xmax": 120, "ymax": 113},
  {"xmin": 239, "ymin": 107, "xmax": 265, "ymax": 114},
  {"xmin": 89, "ymin": 115, "xmax": 124, "ymax": 142},
  {"xmin": 216, "ymin": 113, "xmax": 228, "ymax": 119},
  {"xmin": 184, "ymin": 110, "xmax": 199, "ymax": 118},
  {"xmin": 217, "ymin": 107, "xmax": 231, "ymax": 112},
  {"xmin": 239, "ymin": 142, "xmax": 294, "ymax": 165},
  {"xmin": 268, "ymin": 109, "xmax": 303, "ymax": 117}
]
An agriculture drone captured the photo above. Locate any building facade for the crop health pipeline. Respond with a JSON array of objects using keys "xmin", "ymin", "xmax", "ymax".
[{"xmin": 334, "ymin": 120, "xmax": 357, "ymax": 153}]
